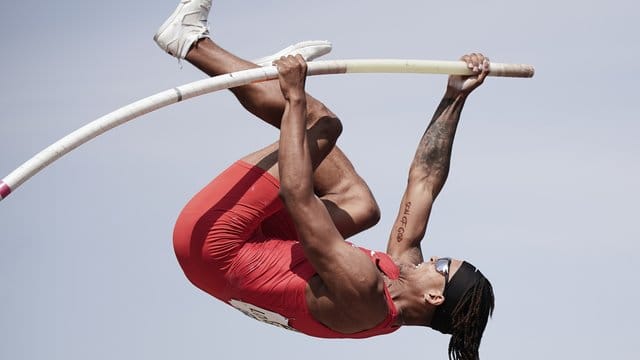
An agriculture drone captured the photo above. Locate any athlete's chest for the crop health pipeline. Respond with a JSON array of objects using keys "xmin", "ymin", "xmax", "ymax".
[{"xmin": 304, "ymin": 274, "xmax": 389, "ymax": 333}]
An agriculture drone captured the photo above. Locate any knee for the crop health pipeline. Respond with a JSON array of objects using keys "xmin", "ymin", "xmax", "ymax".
[
  {"xmin": 306, "ymin": 100, "xmax": 342, "ymax": 139},
  {"xmin": 312, "ymin": 114, "xmax": 343, "ymax": 144},
  {"xmin": 309, "ymin": 100, "xmax": 339, "ymax": 124},
  {"xmin": 307, "ymin": 100, "xmax": 334, "ymax": 122}
]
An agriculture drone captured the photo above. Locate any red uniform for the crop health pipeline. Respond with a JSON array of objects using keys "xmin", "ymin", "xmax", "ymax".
[{"xmin": 173, "ymin": 161, "xmax": 400, "ymax": 338}]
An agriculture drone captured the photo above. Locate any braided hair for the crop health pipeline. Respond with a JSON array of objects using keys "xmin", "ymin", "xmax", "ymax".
[
  {"xmin": 431, "ymin": 262, "xmax": 495, "ymax": 360},
  {"xmin": 447, "ymin": 276, "xmax": 494, "ymax": 360}
]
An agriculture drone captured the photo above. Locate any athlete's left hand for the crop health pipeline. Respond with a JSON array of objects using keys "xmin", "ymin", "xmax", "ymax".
[{"xmin": 274, "ymin": 55, "xmax": 308, "ymax": 101}]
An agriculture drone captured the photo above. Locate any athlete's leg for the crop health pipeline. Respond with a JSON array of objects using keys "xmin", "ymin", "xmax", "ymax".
[
  {"xmin": 153, "ymin": 0, "xmax": 379, "ymax": 238},
  {"xmin": 185, "ymin": 39, "xmax": 380, "ymax": 238}
]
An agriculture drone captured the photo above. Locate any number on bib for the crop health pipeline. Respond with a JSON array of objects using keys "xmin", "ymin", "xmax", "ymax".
[{"xmin": 229, "ymin": 299, "xmax": 298, "ymax": 332}]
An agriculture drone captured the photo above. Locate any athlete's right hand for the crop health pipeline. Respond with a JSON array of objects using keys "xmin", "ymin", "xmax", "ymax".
[
  {"xmin": 447, "ymin": 53, "xmax": 490, "ymax": 96},
  {"xmin": 274, "ymin": 55, "xmax": 308, "ymax": 101}
]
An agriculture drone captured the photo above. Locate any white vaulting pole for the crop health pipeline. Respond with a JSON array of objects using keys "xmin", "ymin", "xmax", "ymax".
[{"xmin": 0, "ymin": 59, "xmax": 534, "ymax": 202}]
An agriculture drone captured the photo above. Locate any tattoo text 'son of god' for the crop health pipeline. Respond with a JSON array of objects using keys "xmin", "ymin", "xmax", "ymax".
[{"xmin": 395, "ymin": 202, "xmax": 412, "ymax": 242}]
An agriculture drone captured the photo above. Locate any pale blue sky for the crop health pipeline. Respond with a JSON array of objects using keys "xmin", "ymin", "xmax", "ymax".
[{"xmin": 1, "ymin": 0, "xmax": 638, "ymax": 359}]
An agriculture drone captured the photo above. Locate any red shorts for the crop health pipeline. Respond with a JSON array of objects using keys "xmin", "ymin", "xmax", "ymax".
[{"xmin": 172, "ymin": 161, "xmax": 311, "ymax": 303}]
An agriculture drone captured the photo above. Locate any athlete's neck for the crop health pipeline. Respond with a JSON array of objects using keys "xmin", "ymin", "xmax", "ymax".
[{"xmin": 385, "ymin": 264, "xmax": 435, "ymax": 327}]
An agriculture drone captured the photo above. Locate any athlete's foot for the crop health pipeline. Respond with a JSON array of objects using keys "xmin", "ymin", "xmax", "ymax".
[
  {"xmin": 153, "ymin": 0, "xmax": 213, "ymax": 59},
  {"xmin": 252, "ymin": 40, "xmax": 333, "ymax": 66}
]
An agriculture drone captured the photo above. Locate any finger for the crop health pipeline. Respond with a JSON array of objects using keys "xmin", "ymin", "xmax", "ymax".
[
  {"xmin": 461, "ymin": 54, "xmax": 473, "ymax": 70},
  {"xmin": 295, "ymin": 54, "xmax": 308, "ymax": 72},
  {"xmin": 274, "ymin": 55, "xmax": 288, "ymax": 67},
  {"xmin": 291, "ymin": 56, "xmax": 304, "ymax": 71},
  {"xmin": 280, "ymin": 55, "xmax": 292, "ymax": 64},
  {"xmin": 275, "ymin": 56, "xmax": 291, "ymax": 74},
  {"xmin": 482, "ymin": 57, "xmax": 490, "ymax": 72},
  {"xmin": 476, "ymin": 53, "xmax": 485, "ymax": 66},
  {"xmin": 287, "ymin": 56, "xmax": 302, "ymax": 70},
  {"xmin": 470, "ymin": 53, "xmax": 480, "ymax": 72},
  {"xmin": 469, "ymin": 55, "xmax": 488, "ymax": 84},
  {"xmin": 293, "ymin": 54, "xmax": 304, "ymax": 67},
  {"xmin": 477, "ymin": 57, "xmax": 490, "ymax": 83}
]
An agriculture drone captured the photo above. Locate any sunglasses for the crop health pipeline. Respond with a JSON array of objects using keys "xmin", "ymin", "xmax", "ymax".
[{"xmin": 435, "ymin": 257, "xmax": 452, "ymax": 291}]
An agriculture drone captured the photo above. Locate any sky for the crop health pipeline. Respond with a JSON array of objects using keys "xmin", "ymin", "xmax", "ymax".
[{"xmin": 0, "ymin": 0, "xmax": 638, "ymax": 359}]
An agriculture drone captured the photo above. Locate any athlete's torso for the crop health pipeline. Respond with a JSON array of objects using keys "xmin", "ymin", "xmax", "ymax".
[
  {"xmin": 303, "ymin": 248, "xmax": 402, "ymax": 336},
  {"xmin": 224, "ymin": 214, "xmax": 401, "ymax": 338}
]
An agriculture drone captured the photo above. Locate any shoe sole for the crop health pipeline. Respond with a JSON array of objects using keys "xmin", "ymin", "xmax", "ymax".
[{"xmin": 253, "ymin": 40, "xmax": 332, "ymax": 66}]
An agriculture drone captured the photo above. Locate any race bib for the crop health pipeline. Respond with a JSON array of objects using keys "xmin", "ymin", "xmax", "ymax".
[{"xmin": 229, "ymin": 299, "xmax": 298, "ymax": 332}]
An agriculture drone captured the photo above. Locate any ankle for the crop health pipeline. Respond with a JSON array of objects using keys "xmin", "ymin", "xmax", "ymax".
[{"xmin": 184, "ymin": 38, "xmax": 211, "ymax": 61}]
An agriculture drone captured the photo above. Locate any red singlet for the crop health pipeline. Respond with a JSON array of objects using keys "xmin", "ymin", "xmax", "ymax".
[{"xmin": 173, "ymin": 161, "xmax": 400, "ymax": 338}]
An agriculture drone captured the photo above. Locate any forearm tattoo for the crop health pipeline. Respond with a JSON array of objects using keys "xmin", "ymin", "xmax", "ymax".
[
  {"xmin": 395, "ymin": 201, "xmax": 412, "ymax": 242},
  {"xmin": 414, "ymin": 96, "xmax": 465, "ymax": 195}
]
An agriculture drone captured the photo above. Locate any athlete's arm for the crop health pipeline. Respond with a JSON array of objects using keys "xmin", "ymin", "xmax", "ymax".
[
  {"xmin": 386, "ymin": 54, "xmax": 490, "ymax": 264},
  {"xmin": 275, "ymin": 56, "xmax": 383, "ymax": 308}
]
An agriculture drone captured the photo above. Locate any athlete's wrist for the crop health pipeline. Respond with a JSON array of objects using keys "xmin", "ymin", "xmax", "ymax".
[
  {"xmin": 285, "ymin": 94, "xmax": 306, "ymax": 106},
  {"xmin": 443, "ymin": 88, "xmax": 468, "ymax": 101}
]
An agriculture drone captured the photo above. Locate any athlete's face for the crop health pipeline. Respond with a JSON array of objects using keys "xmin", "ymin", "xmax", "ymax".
[{"xmin": 419, "ymin": 256, "xmax": 463, "ymax": 305}]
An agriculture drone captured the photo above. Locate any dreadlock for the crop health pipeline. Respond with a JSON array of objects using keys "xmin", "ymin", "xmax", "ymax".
[{"xmin": 447, "ymin": 276, "xmax": 495, "ymax": 360}]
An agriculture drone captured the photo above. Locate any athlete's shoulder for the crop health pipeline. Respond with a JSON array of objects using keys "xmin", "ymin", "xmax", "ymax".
[{"xmin": 353, "ymin": 246, "xmax": 401, "ymax": 279}]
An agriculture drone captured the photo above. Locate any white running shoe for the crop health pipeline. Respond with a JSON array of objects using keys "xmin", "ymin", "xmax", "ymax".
[
  {"xmin": 253, "ymin": 40, "xmax": 332, "ymax": 66},
  {"xmin": 153, "ymin": 0, "xmax": 212, "ymax": 59}
]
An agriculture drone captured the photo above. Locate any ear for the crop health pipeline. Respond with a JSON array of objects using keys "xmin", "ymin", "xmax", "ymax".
[{"xmin": 425, "ymin": 291, "xmax": 444, "ymax": 306}]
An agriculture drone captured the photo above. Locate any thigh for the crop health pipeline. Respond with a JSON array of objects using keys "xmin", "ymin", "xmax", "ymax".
[
  {"xmin": 312, "ymin": 146, "xmax": 381, "ymax": 238},
  {"xmin": 173, "ymin": 161, "xmax": 283, "ymax": 295},
  {"xmin": 239, "ymin": 142, "xmax": 280, "ymax": 178},
  {"xmin": 241, "ymin": 143, "xmax": 380, "ymax": 239}
]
